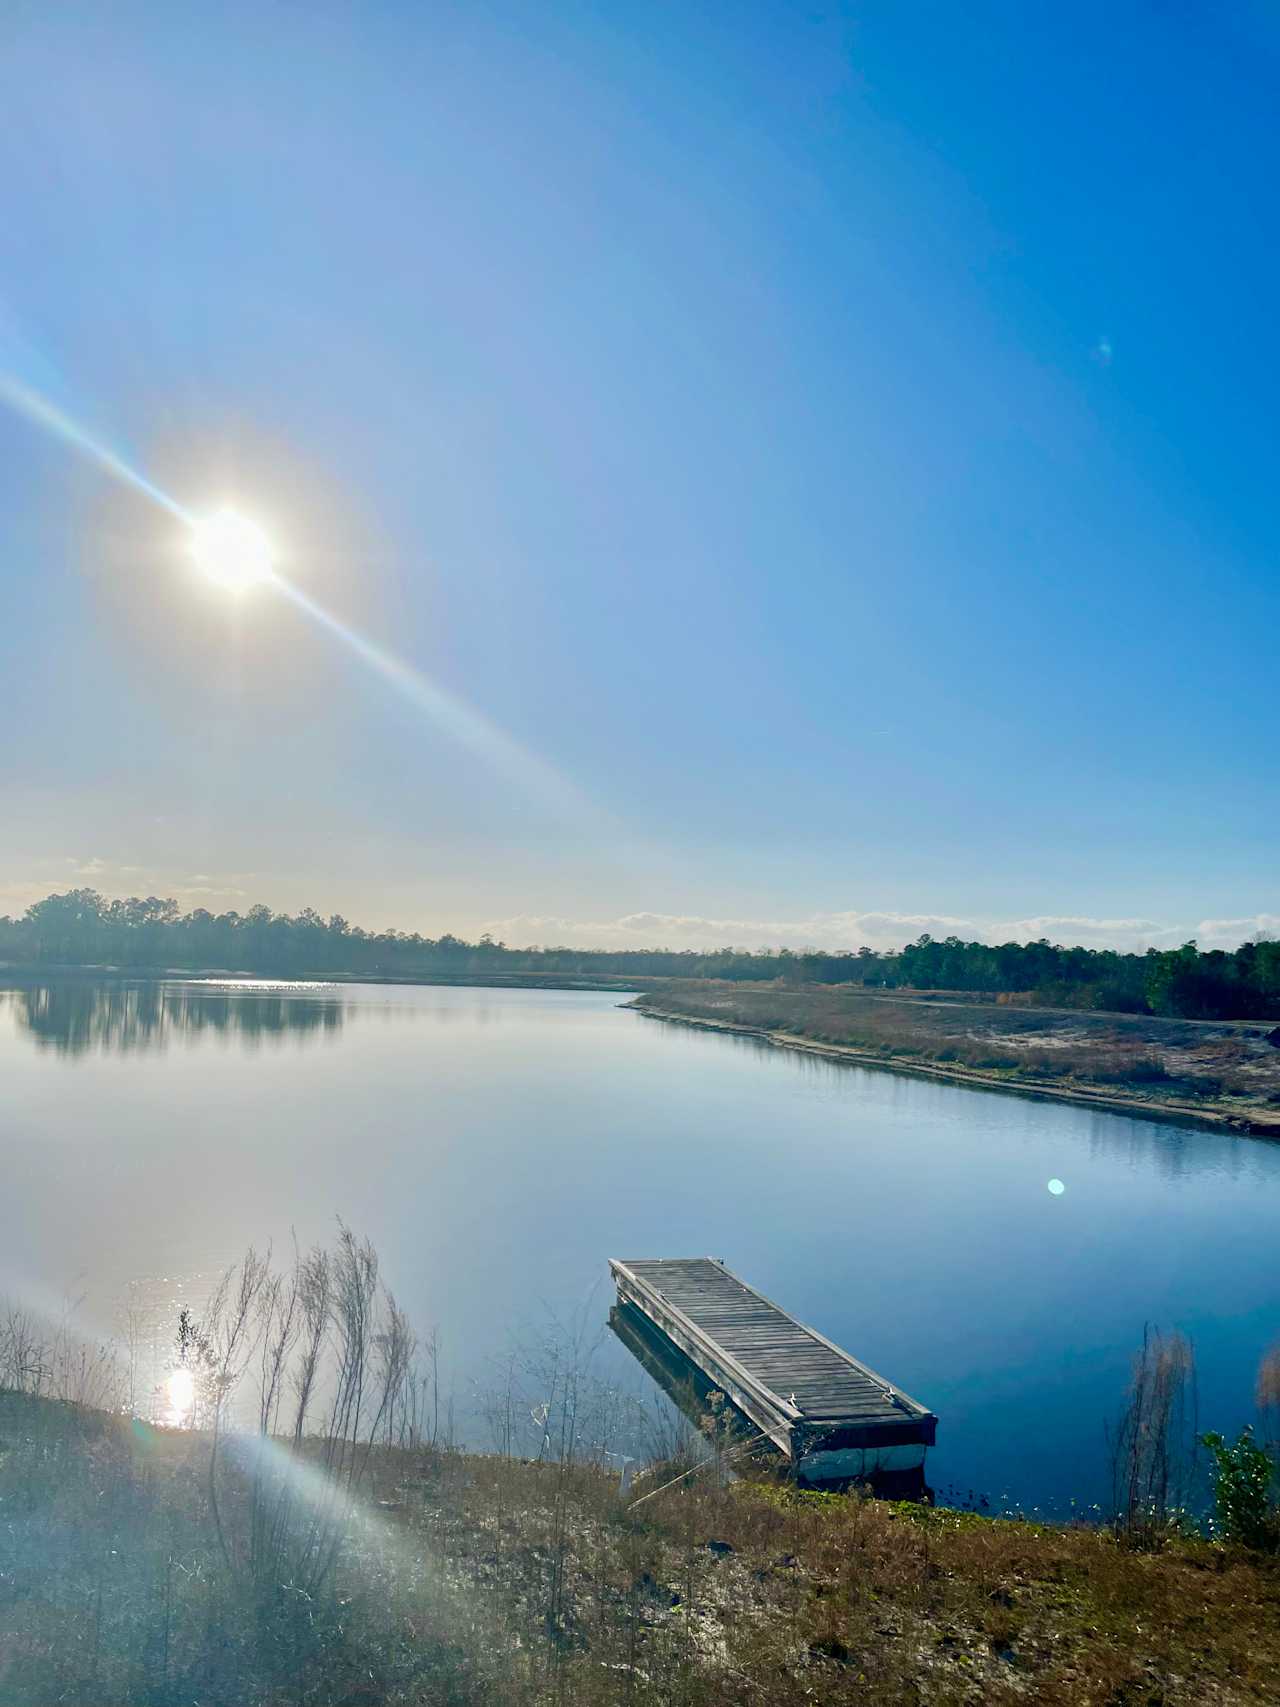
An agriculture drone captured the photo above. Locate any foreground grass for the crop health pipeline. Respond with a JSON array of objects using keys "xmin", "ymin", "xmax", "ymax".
[
  {"xmin": 632, "ymin": 982, "xmax": 1280, "ymax": 1136},
  {"xmin": 3, "ymin": 1392, "xmax": 1278, "ymax": 1704}
]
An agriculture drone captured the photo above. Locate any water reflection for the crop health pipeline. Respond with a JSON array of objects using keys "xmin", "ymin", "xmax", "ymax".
[
  {"xmin": 1, "ymin": 979, "xmax": 346, "ymax": 1055},
  {"xmin": 3, "ymin": 979, "xmax": 1277, "ymax": 1509},
  {"xmin": 682, "ymin": 1020, "xmax": 1266, "ymax": 1186}
]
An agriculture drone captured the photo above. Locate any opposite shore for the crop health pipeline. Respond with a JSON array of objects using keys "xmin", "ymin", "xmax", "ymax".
[
  {"xmin": 627, "ymin": 984, "xmax": 1280, "ymax": 1139},
  {"xmin": 5, "ymin": 962, "xmax": 1280, "ymax": 1136}
]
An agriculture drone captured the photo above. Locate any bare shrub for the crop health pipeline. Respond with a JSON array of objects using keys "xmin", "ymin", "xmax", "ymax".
[
  {"xmin": 637, "ymin": 1382, "xmax": 711, "ymax": 1481},
  {"xmin": 1107, "ymin": 1326, "xmax": 1198, "ymax": 1547},
  {"xmin": 165, "ymin": 1228, "xmax": 417, "ymax": 1602},
  {"xmin": 1257, "ymin": 1343, "xmax": 1280, "ymax": 1452},
  {"xmin": 0, "ymin": 1296, "xmax": 124, "ymax": 1409},
  {"xmin": 393, "ymin": 1322, "xmax": 446, "ymax": 1449},
  {"xmin": 0, "ymin": 1302, "xmax": 50, "ymax": 1394},
  {"xmin": 46, "ymin": 1315, "xmax": 123, "ymax": 1410}
]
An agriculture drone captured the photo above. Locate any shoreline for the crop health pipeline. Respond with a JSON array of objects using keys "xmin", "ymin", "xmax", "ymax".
[
  {"xmin": 629, "ymin": 999, "xmax": 1280, "ymax": 1139},
  {"xmin": 5, "ymin": 963, "xmax": 1278, "ymax": 1138}
]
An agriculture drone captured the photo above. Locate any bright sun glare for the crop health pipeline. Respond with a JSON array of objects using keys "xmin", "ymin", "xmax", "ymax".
[
  {"xmin": 165, "ymin": 1365, "xmax": 196, "ymax": 1423},
  {"xmin": 188, "ymin": 508, "xmax": 275, "ymax": 592}
]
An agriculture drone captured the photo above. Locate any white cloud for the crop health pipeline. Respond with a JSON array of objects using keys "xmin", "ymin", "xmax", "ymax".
[
  {"xmin": 480, "ymin": 908, "xmax": 1275, "ymax": 954},
  {"xmin": 2, "ymin": 871, "xmax": 1274, "ymax": 954},
  {"xmin": 0, "ymin": 860, "xmax": 247, "ymax": 916},
  {"xmin": 1000, "ymin": 915, "xmax": 1169, "ymax": 944},
  {"xmin": 64, "ymin": 855, "xmax": 107, "ymax": 876},
  {"xmin": 1190, "ymin": 914, "xmax": 1280, "ymax": 946}
]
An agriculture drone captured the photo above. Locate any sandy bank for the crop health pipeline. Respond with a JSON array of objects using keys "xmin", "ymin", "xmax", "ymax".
[{"xmin": 629, "ymin": 998, "xmax": 1280, "ymax": 1139}]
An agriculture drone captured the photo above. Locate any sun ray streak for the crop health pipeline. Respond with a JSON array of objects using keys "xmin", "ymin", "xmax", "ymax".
[
  {"xmin": 270, "ymin": 575, "xmax": 584, "ymax": 812},
  {"xmin": 0, "ymin": 372, "xmax": 588, "ymax": 816},
  {"xmin": 0, "ymin": 373, "xmax": 192, "ymax": 523}
]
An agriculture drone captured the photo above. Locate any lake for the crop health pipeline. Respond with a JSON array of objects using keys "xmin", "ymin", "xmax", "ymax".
[{"xmin": 3, "ymin": 976, "xmax": 1277, "ymax": 1513}]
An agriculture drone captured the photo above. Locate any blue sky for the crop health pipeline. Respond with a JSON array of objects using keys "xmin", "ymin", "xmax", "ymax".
[{"xmin": 1, "ymin": 1, "xmax": 1276, "ymax": 951}]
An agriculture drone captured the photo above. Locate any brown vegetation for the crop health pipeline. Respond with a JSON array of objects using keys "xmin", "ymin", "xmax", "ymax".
[
  {"xmin": 1107, "ymin": 1327, "xmax": 1198, "ymax": 1548},
  {"xmin": 4, "ymin": 1390, "xmax": 1280, "ymax": 1705},
  {"xmin": 632, "ymin": 983, "xmax": 1280, "ymax": 1135},
  {"xmin": 4, "ymin": 1240, "xmax": 1279, "ymax": 1703},
  {"xmin": 1257, "ymin": 1344, "xmax": 1280, "ymax": 1450}
]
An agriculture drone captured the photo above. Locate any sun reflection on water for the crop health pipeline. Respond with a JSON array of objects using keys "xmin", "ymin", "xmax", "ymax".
[{"xmin": 164, "ymin": 1365, "xmax": 196, "ymax": 1425}]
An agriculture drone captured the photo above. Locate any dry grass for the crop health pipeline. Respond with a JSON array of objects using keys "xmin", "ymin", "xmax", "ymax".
[
  {"xmin": 3, "ymin": 1391, "xmax": 1279, "ymax": 1705},
  {"xmin": 634, "ymin": 983, "xmax": 1280, "ymax": 1131}
]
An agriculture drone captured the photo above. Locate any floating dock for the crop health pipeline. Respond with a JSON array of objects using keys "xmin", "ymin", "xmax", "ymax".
[{"xmin": 609, "ymin": 1257, "xmax": 936, "ymax": 1494}]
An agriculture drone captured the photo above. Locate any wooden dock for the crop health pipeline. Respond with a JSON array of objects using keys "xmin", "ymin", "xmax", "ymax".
[{"xmin": 609, "ymin": 1257, "xmax": 937, "ymax": 1492}]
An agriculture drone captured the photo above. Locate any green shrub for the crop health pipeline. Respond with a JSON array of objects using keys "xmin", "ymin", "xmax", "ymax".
[
  {"xmin": 1200, "ymin": 1427, "xmax": 1279, "ymax": 1550},
  {"xmin": 1181, "ymin": 1073, "xmax": 1225, "ymax": 1098}
]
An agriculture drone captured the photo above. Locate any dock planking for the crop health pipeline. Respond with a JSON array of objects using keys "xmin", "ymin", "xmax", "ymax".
[{"xmin": 609, "ymin": 1256, "xmax": 937, "ymax": 1492}]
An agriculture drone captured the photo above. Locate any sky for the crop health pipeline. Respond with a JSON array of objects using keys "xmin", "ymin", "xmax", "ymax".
[{"xmin": 1, "ymin": 1, "xmax": 1276, "ymax": 953}]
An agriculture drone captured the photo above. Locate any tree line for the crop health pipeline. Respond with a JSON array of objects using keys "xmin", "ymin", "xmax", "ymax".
[{"xmin": 1, "ymin": 887, "xmax": 1278, "ymax": 1020}]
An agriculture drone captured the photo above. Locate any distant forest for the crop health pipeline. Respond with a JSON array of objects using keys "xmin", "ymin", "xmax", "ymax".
[{"xmin": 2, "ymin": 887, "xmax": 1278, "ymax": 1020}]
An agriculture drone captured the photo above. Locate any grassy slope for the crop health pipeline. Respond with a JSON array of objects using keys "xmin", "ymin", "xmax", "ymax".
[
  {"xmin": 2, "ymin": 1392, "xmax": 1278, "ymax": 1705},
  {"xmin": 630, "ymin": 983, "xmax": 1280, "ymax": 1137}
]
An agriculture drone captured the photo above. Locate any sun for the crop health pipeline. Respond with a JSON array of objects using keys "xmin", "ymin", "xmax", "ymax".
[{"xmin": 188, "ymin": 508, "xmax": 275, "ymax": 592}]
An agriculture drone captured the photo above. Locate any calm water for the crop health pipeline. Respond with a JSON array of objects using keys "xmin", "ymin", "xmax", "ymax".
[{"xmin": 3, "ymin": 976, "xmax": 1277, "ymax": 1511}]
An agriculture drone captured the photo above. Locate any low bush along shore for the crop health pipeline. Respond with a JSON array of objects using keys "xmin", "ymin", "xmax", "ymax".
[
  {"xmin": 630, "ymin": 981, "xmax": 1280, "ymax": 1134},
  {"xmin": 2, "ymin": 1388, "xmax": 1279, "ymax": 1706}
]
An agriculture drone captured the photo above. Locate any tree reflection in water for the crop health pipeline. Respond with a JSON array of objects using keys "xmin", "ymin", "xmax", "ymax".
[{"xmin": 3, "ymin": 979, "xmax": 346, "ymax": 1056}]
